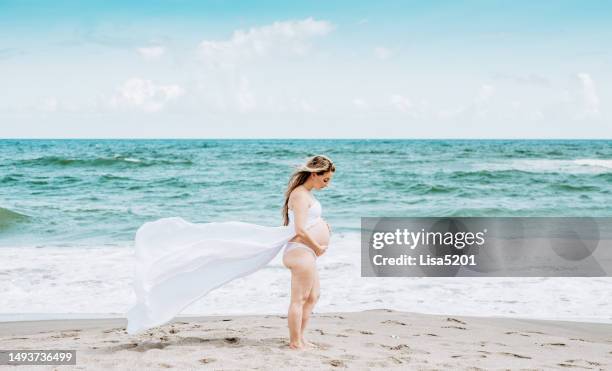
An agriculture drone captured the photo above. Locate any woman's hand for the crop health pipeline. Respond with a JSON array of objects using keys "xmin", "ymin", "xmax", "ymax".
[{"xmin": 314, "ymin": 244, "xmax": 328, "ymax": 257}]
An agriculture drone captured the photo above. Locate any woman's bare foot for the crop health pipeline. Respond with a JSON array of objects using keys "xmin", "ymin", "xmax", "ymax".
[
  {"xmin": 288, "ymin": 340, "xmax": 304, "ymax": 350},
  {"xmin": 301, "ymin": 338, "xmax": 316, "ymax": 348}
]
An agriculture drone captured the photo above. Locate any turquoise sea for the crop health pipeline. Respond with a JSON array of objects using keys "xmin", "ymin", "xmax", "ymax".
[
  {"xmin": 1, "ymin": 139, "xmax": 611, "ymax": 248},
  {"xmin": 1, "ymin": 139, "xmax": 612, "ymax": 322}
]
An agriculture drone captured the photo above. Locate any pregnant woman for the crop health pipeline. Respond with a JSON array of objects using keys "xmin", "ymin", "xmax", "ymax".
[
  {"xmin": 126, "ymin": 154, "xmax": 336, "ymax": 351},
  {"xmin": 281, "ymin": 156, "xmax": 334, "ymax": 349}
]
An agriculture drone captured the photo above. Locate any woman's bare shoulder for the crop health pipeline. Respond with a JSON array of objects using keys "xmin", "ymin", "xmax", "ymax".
[{"xmin": 288, "ymin": 187, "xmax": 309, "ymax": 209}]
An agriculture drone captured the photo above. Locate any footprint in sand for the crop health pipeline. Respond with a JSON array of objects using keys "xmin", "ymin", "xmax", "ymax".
[
  {"xmin": 561, "ymin": 359, "xmax": 602, "ymax": 367},
  {"xmin": 111, "ymin": 341, "xmax": 165, "ymax": 352},
  {"xmin": 175, "ymin": 336, "xmax": 208, "ymax": 345},
  {"xmin": 309, "ymin": 341, "xmax": 332, "ymax": 350},
  {"xmin": 570, "ymin": 338, "xmax": 587, "ymax": 342},
  {"xmin": 504, "ymin": 331, "xmax": 530, "ymax": 337},
  {"xmin": 499, "ymin": 352, "xmax": 531, "ymax": 359},
  {"xmin": 446, "ymin": 317, "xmax": 467, "ymax": 325},
  {"xmin": 51, "ymin": 331, "xmax": 80, "ymax": 338},
  {"xmin": 224, "ymin": 337, "xmax": 240, "ymax": 345},
  {"xmin": 102, "ymin": 327, "xmax": 124, "ymax": 334},
  {"xmin": 441, "ymin": 325, "xmax": 467, "ymax": 330},
  {"xmin": 381, "ymin": 320, "xmax": 407, "ymax": 326},
  {"xmin": 381, "ymin": 343, "xmax": 410, "ymax": 351},
  {"xmin": 199, "ymin": 357, "xmax": 216, "ymax": 364},
  {"xmin": 409, "ymin": 333, "xmax": 437, "ymax": 337},
  {"xmin": 328, "ymin": 359, "xmax": 346, "ymax": 367}
]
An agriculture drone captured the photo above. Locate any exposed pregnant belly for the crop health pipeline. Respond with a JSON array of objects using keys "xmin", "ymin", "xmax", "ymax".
[{"xmin": 290, "ymin": 218, "xmax": 330, "ymax": 246}]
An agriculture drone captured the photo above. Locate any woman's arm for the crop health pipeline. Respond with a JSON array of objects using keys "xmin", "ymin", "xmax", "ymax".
[{"xmin": 290, "ymin": 192, "xmax": 326, "ymax": 256}]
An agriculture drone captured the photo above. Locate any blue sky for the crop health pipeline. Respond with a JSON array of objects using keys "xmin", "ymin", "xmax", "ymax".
[{"xmin": 1, "ymin": 0, "xmax": 610, "ymax": 138}]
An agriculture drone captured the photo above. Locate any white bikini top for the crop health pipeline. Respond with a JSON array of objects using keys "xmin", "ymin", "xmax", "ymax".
[{"xmin": 288, "ymin": 198, "xmax": 322, "ymax": 226}]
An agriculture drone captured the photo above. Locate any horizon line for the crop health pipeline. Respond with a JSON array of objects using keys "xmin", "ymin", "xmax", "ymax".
[{"xmin": 1, "ymin": 137, "xmax": 611, "ymax": 141}]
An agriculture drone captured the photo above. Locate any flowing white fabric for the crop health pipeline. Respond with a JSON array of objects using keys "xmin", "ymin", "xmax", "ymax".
[{"xmin": 126, "ymin": 199, "xmax": 322, "ymax": 334}]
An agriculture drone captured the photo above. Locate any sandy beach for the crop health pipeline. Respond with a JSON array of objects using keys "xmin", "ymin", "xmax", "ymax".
[{"xmin": 1, "ymin": 309, "xmax": 610, "ymax": 370}]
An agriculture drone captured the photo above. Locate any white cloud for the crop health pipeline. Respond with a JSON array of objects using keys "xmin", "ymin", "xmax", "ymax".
[
  {"xmin": 473, "ymin": 84, "xmax": 495, "ymax": 118},
  {"xmin": 530, "ymin": 110, "xmax": 544, "ymax": 120},
  {"xmin": 35, "ymin": 97, "xmax": 87, "ymax": 113},
  {"xmin": 352, "ymin": 98, "xmax": 368, "ymax": 110},
  {"xmin": 39, "ymin": 98, "xmax": 59, "ymax": 112},
  {"xmin": 295, "ymin": 99, "xmax": 316, "ymax": 113},
  {"xmin": 437, "ymin": 106, "xmax": 465, "ymax": 120},
  {"xmin": 192, "ymin": 18, "xmax": 333, "ymax": 114},
  {"xmin": 236, "ymin": 76, "xmax": 256, "ymax": 112},
  {"xmin": 230, "ymin": 80, "xmax": 317, "ymax": 113},
  {"xmin": 390, "ymin": 94, "xmax": 413, "ymax": 112},
  {"xmin": 474, "ymin": 84, "xmax": 495, "ymax": 104},
  {"xmin": 197, "ymin": 18, "xmax": 333, "ymax": 65},
  {"xmin": 137, "ymin": 46, "xmax": 166, "ymax": 59},
  {"xmin": 110, "ymin": 78, "xmax": 184, "ymax": 112},
  {"xmin": 576, "ymin": 72, "xmax": 600, "ymax": 117},
  {"xmin": 374, "ymin": 46, "xmax": 393, "ymax": 60},
  {"xmin": 434, "ymin": 84, "xmax": 495, "ymax": 120},
  {"xmin": 494, "ymin": 73, "xmax": 551, "ymax": 88}
]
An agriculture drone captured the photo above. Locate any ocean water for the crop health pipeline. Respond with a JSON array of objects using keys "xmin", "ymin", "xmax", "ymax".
[{"xmin": 1, "ymin": 139, "xmax": 611, "ymax": 322}]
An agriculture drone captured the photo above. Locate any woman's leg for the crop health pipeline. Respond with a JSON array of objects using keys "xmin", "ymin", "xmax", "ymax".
[
  {"xmin": 301, "ymin": 267, "xmax": 320, "ymax": 345},
  {"xmin": 284, "ymin": 250, "xmax": 316, "ymax": 349}
]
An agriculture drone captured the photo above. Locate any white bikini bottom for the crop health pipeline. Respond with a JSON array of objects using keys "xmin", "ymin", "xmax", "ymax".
[{"xmin": 283, "ymin": 241, "xmax": 317, "ymax": 259}]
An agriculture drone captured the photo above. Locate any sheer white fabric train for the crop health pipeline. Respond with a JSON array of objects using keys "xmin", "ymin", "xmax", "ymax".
[{"xmin": 126, "ymin": 200, "xmax": 322, "ymax": 335}]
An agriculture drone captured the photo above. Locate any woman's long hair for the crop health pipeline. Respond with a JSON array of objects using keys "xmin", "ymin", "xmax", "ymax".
[{"xmin": 282, "ymin": 155, "xmax": 335, "ymax": 226}]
